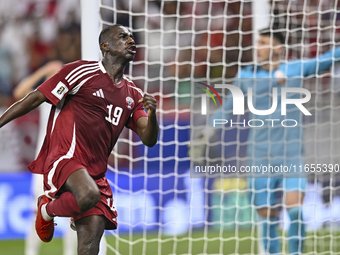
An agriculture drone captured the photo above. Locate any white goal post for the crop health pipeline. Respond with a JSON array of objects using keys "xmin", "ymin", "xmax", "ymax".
[{"xmin": 80, "ymin": 0, "xmax": 100, "ymax": 61}]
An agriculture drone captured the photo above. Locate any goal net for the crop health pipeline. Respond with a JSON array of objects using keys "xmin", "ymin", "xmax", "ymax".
[{"xmin": 88, "ymin": 0, "xmax": 340, "ymax": 254}]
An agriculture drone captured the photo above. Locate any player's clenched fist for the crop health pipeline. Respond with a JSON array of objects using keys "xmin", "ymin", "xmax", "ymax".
[{"xmin": 138, "ymin": 93, "xmax": 157, "ymax": 116}]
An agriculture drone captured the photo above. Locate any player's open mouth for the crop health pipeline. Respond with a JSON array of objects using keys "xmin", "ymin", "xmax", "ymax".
[{"xmin": 128, "ymin": 46, "xmax": 137, "ymax": 53}]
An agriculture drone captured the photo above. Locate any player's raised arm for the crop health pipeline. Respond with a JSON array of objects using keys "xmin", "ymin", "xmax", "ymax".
[
  {"xmin": 302, "ymin": 46, "xmax": 340, "ymax": 76},
  {"xmin": 0, "ymin": 89, "xmax": 47, "ymax": 129},
  {"xmin": 135, "ymin": 92, "xmax": 159, "ymax": 147}
]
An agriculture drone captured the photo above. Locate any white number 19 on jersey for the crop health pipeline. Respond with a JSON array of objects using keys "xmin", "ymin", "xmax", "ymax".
[{"xmin": 105, "ymin": 105, "xmax": 123, "ymax": 126}]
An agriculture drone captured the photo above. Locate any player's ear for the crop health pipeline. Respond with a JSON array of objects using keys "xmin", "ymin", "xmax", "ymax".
[{"xmin": 100, "ymin": 42, "xmax": 110, "ymax": 52}]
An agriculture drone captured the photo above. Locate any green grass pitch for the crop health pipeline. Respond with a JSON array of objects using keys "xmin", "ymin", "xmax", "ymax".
[{"xmin": 0, "ymin": 230, "xmax": 339, "ymax": 255}]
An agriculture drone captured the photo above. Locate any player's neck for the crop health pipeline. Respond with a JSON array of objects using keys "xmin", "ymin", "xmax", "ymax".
[
  {"xmin": 102, "ymin": 60, "xmax": 126, "ymax": 84},
  {"xmin": 260, "ymin": 60, "xmax": 281, "ymax": 72}
]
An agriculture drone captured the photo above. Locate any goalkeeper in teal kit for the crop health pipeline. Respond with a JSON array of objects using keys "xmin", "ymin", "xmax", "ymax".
[{"xmin": 191, "ymin": 29, "xmax": 340, "ymax": 254}]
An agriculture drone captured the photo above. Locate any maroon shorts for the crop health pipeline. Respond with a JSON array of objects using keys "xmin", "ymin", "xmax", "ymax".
[
  {"xmin": 43, "ymin": 158, "xmax": 118, "ymax": 230},
  {"xmin": 43, "ymin": 159, "xmax": 84, "ymax": 198}
]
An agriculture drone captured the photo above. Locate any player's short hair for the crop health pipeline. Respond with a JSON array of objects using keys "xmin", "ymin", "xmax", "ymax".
[
  {"xmin": 259, "ymin": 28, "xmax": 285, "ymax": 45},
  {"xmin": 98, "ymin": 24, "xmax": 123, "ymax": 46}
]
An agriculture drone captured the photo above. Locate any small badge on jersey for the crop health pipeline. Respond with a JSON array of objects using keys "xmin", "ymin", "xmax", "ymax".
[
  {"xmin": 274, "ymin": 70, "xmax": 286, "ymax": 85},
  {"xmin": 52, "ymin": 81, "xmax": 69, "ymax": 100},
  {"xmin": 126, "ymin": 96, "xmax": 135, "ymax": 110}
]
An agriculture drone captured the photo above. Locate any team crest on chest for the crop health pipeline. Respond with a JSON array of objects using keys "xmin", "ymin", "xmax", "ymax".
[{"xmin": 126, "ymin": 96, "xmax": 134, "ymax": 110}]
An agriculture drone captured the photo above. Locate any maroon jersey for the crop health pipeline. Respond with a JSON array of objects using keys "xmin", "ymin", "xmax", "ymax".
[{"xmin": 28, "ymin": 60, "xmax": 147, "ymax": 189}]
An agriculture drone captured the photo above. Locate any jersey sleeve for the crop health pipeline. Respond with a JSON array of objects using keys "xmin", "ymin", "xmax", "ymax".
[
  {"xmin": 37, "ymin": 61, "xmax": 86, "ymax": 106},
  {"xmin": 126, "ymin": 103, "xmax": 148, "ymax": 133},
  {"xmin": 302, "ymin": 46, "xmax": 340, "ymax": 77},
  {"xmin": 125, "ymin": 85, "xmax": 148, "ymax": 133}
]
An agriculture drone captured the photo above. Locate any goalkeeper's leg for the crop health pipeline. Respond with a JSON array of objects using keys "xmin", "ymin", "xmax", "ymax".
[
  {"xmin": 285, "ymin": 178, "xmax": 306, "ymax": 255},
  {"xmin": 257, "ymin": 208, "xmax": 280, "ymax": 254},
  {"xmin": 249, "ymin": 178, "xmax": 280, "ymax": 254}
]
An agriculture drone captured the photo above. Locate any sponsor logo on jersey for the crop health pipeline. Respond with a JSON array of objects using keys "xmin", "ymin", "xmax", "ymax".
[{"xmin": 126, "ymin": 97, "xmax": 134, "ymax": 110}]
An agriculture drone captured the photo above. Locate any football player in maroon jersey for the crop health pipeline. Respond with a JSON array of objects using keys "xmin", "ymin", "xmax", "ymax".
[{"xmin": 0, "ymin": 24, "xmax": 159, "ymax": 255}]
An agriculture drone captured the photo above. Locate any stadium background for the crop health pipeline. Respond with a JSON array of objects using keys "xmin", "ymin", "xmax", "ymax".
[{"xmin": 0, "ymin": 0, "xmax": 340, "ymax": 254}]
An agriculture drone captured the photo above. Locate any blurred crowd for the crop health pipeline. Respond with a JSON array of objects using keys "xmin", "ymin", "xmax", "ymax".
[
  {"xmin": 0, "ymin": 0, "xmax": 81, "ymax": 171},
  {"xmin": 0, "ymin": 0, "xmax": 340, "ymax": 172},
  {"xmin": 0, "ymin": 0, "xmax": 81, "ymax": 103}
]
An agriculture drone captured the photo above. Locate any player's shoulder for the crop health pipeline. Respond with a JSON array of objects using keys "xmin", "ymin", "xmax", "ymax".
[
  {"xmin": 62, "ymin": 60, "xmax": 99, "ymax": 70},
  {"xmin": 123, "ymin": 75, "xmax": 144, "ymax": 97},
  {"xmin": 123, "ymin": 75, "xmax": 134, "ymax": 84},
  {"xmin": 241, "ymin": 65, "xmax": 254, "ymax": 73},
  {"xmin": 58, "ymin": 60, "xmax": 102, "ymax": 80},
  {"xmin": 285, "ymin": 60, "xmax": 303, "ymax": 75},
  {"xmin": 61, "ymin": 60, "xmax": 100, "ymax": 75},
  {"xmin": 287, "ymin": 59, "xmax": 302, "ymax": 67},
  {"xmin": 237, "ymin": 65, "xmax": 254, "ymax": 77}
]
